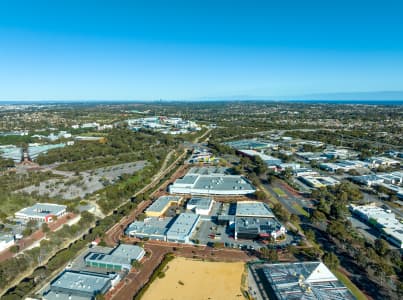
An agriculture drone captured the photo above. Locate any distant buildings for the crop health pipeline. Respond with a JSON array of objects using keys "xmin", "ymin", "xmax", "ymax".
[
  {"xmin": 365, "ymin": 156, "xmax": 400, "ymax": 168},
  {"xmin": 169, "ymin": 166, "xmax": 256, "ymax": 195},
  {"xmin": 238, "ymin": 149, "xmax": 282, "ymax": 167},
  {"xmin": 224, "ymin": 139, "xmax": 272, "ymax": 150},
  {"xmin": 298, "ymin": 175, "xmax": 340, "ymax": 188},
  {"xmin": 15, "ymin": 203, "xmax": 67, "ymax": 223},
  {"xmin": 127, "ymin": 116, "xmax": 201, "ymax": 134},
  {"xmin": 350, "ymin": 203, "xmax": 403, "ymax": 248},
  {"xmin": 248, "ymin": 261, "xmax": 355, "ymax": 300}
]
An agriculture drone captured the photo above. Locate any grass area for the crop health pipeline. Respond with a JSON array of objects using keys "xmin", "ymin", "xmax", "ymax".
[
  {"xmin": 292, "ymin": 203, "xmax": 309, "ymax": 217},
  {"xmin": 333, "ymin": 269, "xmax": 368, "ymax": 300},
  {"xmin": 273, "ymin": 187, "xmax": 287, "ymax": 197}
]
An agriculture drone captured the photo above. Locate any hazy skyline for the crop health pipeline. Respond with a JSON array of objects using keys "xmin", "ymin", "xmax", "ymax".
[{"xmin": 1, "ymin": 0, "xmax": 403, "ymax": 101}]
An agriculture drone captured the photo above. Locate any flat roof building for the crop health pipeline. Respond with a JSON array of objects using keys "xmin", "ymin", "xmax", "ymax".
[
  {"xmin": 249, "ymin": 262, "xmax": 355, "ymax": 300},
  {"xmin": 15, "ymin": 203, "xmax": 66, "ymax": 223},
  {"xmin": 225, "ymin": 139, "xmax": 270, "ymax": 150},
  {"xmin": 236, "ymin": 201, "xmax": 275, "ymax": 218},
  {"xmin": 238, "ymin": 149, "xmax": 282, "ymax": 166},
  {"xmin": 350, "ymin": 203, "xmax": 403, "ymax": 248},
  {"xmin": 125, "ymin": 217, "xmax": 173, "ymax": 241},
  {"xmin": 186, "ymin": 197, "xmax": 214, "ymax": 215},
  {"xmin": 85, "ymin": 244, "xmax": 145, "ymax": 271},
  {"xmin": 145, "ymin": 196, "xmax": 183, "ymax": 217},
  {"xmin": 47, "ymin": 271, "xmax": 118, "ymax": 299},
  {"xmin": 234, "ymin": 201, "xmax": 284, "ymax": 240},
  {"xmin": 169, "ymin": 167, "xmax": 255, "ymax": 195},
  {"xmin": 0, "ymin": 234, "xmax": 15, "ymax": 252},
  {"xmin": 166, "ymin": 213, "xmax": 200, "ymax": 243}
]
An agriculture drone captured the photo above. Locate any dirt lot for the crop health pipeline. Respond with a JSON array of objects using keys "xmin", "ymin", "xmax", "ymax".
[{"xmin": 141, "ymin": 257, "xmax": 245, "ymax": 300}]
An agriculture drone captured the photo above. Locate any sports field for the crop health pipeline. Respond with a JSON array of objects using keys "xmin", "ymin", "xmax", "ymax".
[{"xmin": 141, "ymin": 257, "xmax": 245, "ymax": 300}]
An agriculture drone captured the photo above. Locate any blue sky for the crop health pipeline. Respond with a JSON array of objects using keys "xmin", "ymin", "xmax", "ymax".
[{"xmin": 0, "ymin": 0, "xmax": 402, "ymax": 100}]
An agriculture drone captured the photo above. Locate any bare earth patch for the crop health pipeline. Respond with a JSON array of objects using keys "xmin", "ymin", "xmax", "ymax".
[{"xmin": 142, "ymin": 257, "xmax": 245, "ymax": 300}]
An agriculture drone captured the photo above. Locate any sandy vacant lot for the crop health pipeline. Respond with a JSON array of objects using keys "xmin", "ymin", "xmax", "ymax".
[{"xmin": 142, "ymin": 257, "xmax": 245, "ymax": 300}]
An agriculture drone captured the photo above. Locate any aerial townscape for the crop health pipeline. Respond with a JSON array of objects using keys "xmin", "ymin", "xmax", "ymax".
[
  {"xmin": 0, "ymin": 101, "xmax": 402, "ymax": 300},
  {"xmin": 1, "ymin": 1, "xmax": 403, "ymax": 300}
]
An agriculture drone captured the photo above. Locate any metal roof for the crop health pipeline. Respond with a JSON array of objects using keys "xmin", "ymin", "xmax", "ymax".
[
  {"xmin": 236, "ymin": 201, "xmax": 275, "ymax": 218},
  {"xmin": 15, "ymin": 203, "xmax": 66, "ymax": 218},
  {"xmin": 255, "ymin": 262, "xmax": 355, "ymax": 300},
  {"xmin": 166, "ymin": 213, "xmax": 200, "ymax": 240},
  {"xmin": 125, "ymin": 217, "xmax": 172, "ymax": 237},
  {"xmin": 187, "ymin": 197, "xmax": 213, "ymax": 210},
  {"xmin": 50, "ymin": 271, "xmax": 114, "ymax": 296},
  {"xmin": 145, "ymin": 196, "xmax": 182, "ymax": 213}
]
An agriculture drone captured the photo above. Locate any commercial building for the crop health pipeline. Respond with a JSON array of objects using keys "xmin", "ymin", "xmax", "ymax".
[
  {"xmin": 0, "ymin": 234, "xmax": 15, "ymax": 252},
  {"xmin": 224, "ymin": 139, "xmax": 271, "ymax": 150},
  {"xmin": 238, "ymin": 149, "xmax": 282, "ymax": 167},
  {"xmin": 350, "ymin": 203, "xmax": 403, "ymax": 248},
  {"xmin": 85, "ymin": 244, "xmax": 145, "ymax": 271},
  {"xmin": 234, "ymin": 201, "xmax": 285, "ymax": 240},
  {"xmin": 45, "ymin": 271, "xmax": 119, "ymax": 299},
  {"xmin": 125, "ymin": 217, "xmax": 173, "ymax": 241},
  {"xmin": 15, "ymin": 203, "xmax": 66, "ymax": 223},
  {"xmin": 248, "ymin": 261, "xmax": 355, "ymax": 300},
  {"xmin": 169, "ymin": 167, "xmax": 255, "ymax": 195},
  {"xmin": 145, "ymin": 195, "xmax": 183, "ymax": 217},
  {"xmin": 365, "ymin": 156, "xmax": 400, "ymax": 168},
  {"xmin": 166, "ymin": 213, "xmax": 200, "ymax": 243},
  {"xmin": 298, "ymin": 176, "xmax": 340, "ymax": 188},
  {"xmin": 186, "ymin": 197, "xmax": 214, "ymax": 215}
]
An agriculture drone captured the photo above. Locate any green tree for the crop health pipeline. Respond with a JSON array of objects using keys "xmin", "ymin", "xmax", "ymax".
[
  {"xmin": 322, "ymin": 252, "xmax": 339, "ymax": 270},
  {"xmin": 374, "ymin": 238, "xmax": 389, "ymax": 256}
]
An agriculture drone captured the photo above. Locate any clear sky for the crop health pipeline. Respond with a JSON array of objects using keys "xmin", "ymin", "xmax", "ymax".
[{"xmin": 0, "ymin": 0, "xmax": 402, "ymax": 100}]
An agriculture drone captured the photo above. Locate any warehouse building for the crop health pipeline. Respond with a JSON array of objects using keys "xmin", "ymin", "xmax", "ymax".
[
  {"xmin": 145, "ymin": 195, "xmax": 183, "ymax": 217},
  {"xmin": 234, "ymin": 201, "xmax": 285, "ymax": 240},
  {"xmin": 15, "ymin": 203, "xmax": 66, "ymax": 223},
  {"xmin": 350, "ymin": 203, "xmax": 403, "ymax": 248},
  {"xmin": 125, "ymin": 217, "xmax": 173, "ymax": 241},
  {"xmin": 238, "ymin": 149, "xmax": 282, "ymax": 167},
  {"xmin": 0, "ymin": 234, "xmax": 15, "ymax": 252},
  {"xmin": 169, "ymin": 167, "xmax": 255, "ymax": 195},
  {"xmin": 166, "ymin": 213, "xmax": 200, "ymax": 243},
  {"xmin": 298, "ymin": 175, "xmax": 340, "ymax": 188},
  {"xmin": 225, "ymin": 139, "xmax": 270, "ymax": 150},
  {"xmin": 85, "ymin": 244, "xmax": 145, "ymax": 271},
  {"xmin": 45, "ymin": 270, "xmax": 119, "ymax": 299},
  {"xmin": 248, "ymin": 261, "xmax": 355, "ymax": 300},
  {"xmin": 186, "ymin": 197, "xmax": 214, "ymax": 215}
]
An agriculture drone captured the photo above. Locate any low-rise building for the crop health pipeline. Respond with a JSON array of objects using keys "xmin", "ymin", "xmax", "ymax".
[
  {"xmin": 366, "ymin": 156, "xmax": 401, "ymax": 168},
  {"xmin": 350, "ymin": 203, "xmax": 403, "ymax": 248},
  {"xmin": 44, "ymin": 271, "xmax": 119, "ymax": 299},
  {"xmin": 85, "ymin": 244, "xmax": 145, "ymax": 271},
  {"xmin": 298, "ymin": 175, "xmax": 340, "ymax": 188},
  {"xmin": 145, "ymin": 196, "xmax": 183, "ymax": 217},
  {"xmin": 0, "ymin": 234, "xmax": 15, "ymax": 252},
  {"xmin": 186, "ymin": 197, "xmax": 214, "ymax": 215},
  {"xmin": 238, "ymin": 149, "xmax": 282, "ymax": 166},
  {"xmin": 15, "ymin": 203, "xmax": 67, "ymax": 223},
  {"xmin": 125, "ymin": 217, "xmax": 173, "ymax": 241},
  {"xmin": 234, "ymin": 201, "xmax": 285, "ymax": 240},
  {"xmin": 166, "ymin": 213, "xmax": 200, "ymax": 243},
  {"xmin": 248, "ymin": 261, "xmax": 355, "ymax": 300},
  {"xmin": 169, "ymin": 167, "xmax": 255, "ymax": 195}
]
